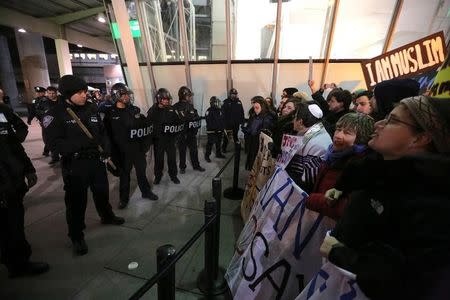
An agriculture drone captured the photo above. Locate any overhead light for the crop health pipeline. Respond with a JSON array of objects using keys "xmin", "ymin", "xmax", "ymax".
[
  {"xmin": 18, "ymin": 28, "xmax": 26, "ymax": 33},
  {"xmin": 77, "ymin": 44, "xmax": 83, "ymax": 48},
  {"xmin": 97, "ymin": 13, "xmax": 106, "ymax": 23}
]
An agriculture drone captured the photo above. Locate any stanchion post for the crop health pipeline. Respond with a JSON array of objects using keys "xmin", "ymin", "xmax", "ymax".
[
  {"xmin": 223, "ymin": 141, "xmax": 244, "ymax": 200},
  {"xmin": 197, "ymin": 199, "xmax": 227, "ymax": 296},
  {"xmin": 212, "ymin": 177, "xmax": 222, "ymax": 272},
  {"xmin": 156, "ymin": 245, "xmax": 176, "ymax": 300}
]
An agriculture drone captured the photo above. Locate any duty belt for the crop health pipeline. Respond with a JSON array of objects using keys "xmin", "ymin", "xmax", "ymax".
[{"xmin": 71, "ymin": 152, "xmax": 100, "ymax": 159}]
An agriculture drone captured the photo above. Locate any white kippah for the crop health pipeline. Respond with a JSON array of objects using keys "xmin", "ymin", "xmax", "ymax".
[{"xmin": 308, "ymin": 104, "xmax": 323, "ymax": 118}]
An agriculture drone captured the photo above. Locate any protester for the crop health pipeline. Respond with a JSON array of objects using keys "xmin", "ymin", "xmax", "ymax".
[{"xmin": 320, "ymin": 96, "xmax": 450, "ymax": 300}]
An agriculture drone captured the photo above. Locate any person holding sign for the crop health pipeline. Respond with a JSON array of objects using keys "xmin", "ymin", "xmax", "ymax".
[
  {"xmin": 320, "ymin": 96, "xmax": 450, "ymax": 300},
  {"xmin": 285, "ymin": 101, "xmax": 331, "ymax": 193},
  {"xmin": 243, "ymin": 96, "xmax": 276, "ymax": 170},
  {"xmin": 305, "ymin": 113, "xmax": 374, "ymax": 221}
]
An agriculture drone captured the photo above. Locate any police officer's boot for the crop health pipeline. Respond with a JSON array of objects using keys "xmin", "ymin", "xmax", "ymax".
[
  {"xmin": 171, "ymin": 176, "xmax": 180, "ymax": 184},
  {"xmin": 216, "ymin": 152, "xmax": 226, "ymax": 159},
  {"xmin": 118, "ymin": 201, "xmax": 128, "ymax": 209},
  {"xmin": 72, "ymin": 239, "xmax": 88, "ymax": 256},
  {"xmin": 193, "ymin": 165, "xmax": 205, "ymax": 172},
  {"xmin": 101, "ymin": 215, "xmax": 125, "ymax": 225},
  {"xmin": 8, "ymin": 261, "xmax": 50, "ymax": 278},
  {"xmin": 205, "ymin": 155, "xmax": 211, "ymax": 163},
  {"xmin": 142, "ymin": 190, "xmax": 158, "ymax": 201}
]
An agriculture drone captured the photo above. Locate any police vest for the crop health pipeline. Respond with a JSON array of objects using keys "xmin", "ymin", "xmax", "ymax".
[
  {"xmin": 162, "ymin": 123, "xmax": 184, "ymax": 135},
  {"xmin": 129, "ymin": 124, "xmax": 153, "ymax": 140},
  {"xmin": 188, "ymin": 119, "xmax": 201, "ymax": 129}
]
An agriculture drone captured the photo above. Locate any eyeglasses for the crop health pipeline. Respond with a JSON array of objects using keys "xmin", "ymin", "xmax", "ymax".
[{"xmin": 382, "ymin": 114, "xmax": 422, "ymax": 131}]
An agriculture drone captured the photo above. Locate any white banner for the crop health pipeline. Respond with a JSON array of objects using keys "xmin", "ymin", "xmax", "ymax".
[
  {"xmin": 294, "ymin": 262, "xmax": 369, "ymax": 300},
  {"xmin": 226, "ymin": 167, "xmax": 335, "ymax": 300},
  {"xmin": 241, "ymin": 132, "xmax": 276, "ymax": 222},
  {"xmin": 276, "ymin": 134, "xmax": 303, "ymax": 170}
]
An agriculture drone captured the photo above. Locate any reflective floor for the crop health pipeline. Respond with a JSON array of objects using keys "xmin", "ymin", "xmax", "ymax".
[{"xmin": 0, "ymin": 119, "xmax": 245, "ymax": 300}]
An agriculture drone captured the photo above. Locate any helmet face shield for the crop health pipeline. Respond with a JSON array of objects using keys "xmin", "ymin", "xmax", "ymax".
[
  {"xmin": 111, "ymin": 83, "xmax": 133, "ymax": 103},
  {"xmin": 156, "ymin": 88, "xmax": 172, "ymax": 106}
]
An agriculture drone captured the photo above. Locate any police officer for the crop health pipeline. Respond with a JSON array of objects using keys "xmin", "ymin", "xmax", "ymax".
[
  {"xmin": 222, "ymin": 88, "xmax": 245, "ymax": 152},
  {"xmin": 173, "ymin": 86, "xmax": 205, "ymax": 173},
  {"xmin": 204, "ymin": 96, "xmax": 226, "ymax": 162},
  {"xmin": 147, "ymin": 88, "xmax": 182, "ymax": 184},
  {"xmin": 28, "ymin": 86, "xmax": 54, "ymax": 157},
  {"xmin": 43, "ymin": 75, "xmax": 124, "ymax": 256},
  {"xmin": 105, "ymin": 83, "xmax": 158, "ymax": 209},
  {"xmin": 45, "ymin": 86, "xmax": 61, "ymax": 164},
  {"xmin": 0, "ymin": 102, "xmax": 49, "ymax": 278}
]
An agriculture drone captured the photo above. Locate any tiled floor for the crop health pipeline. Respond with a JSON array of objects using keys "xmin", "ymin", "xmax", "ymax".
[{"xmin": 0, "ymin": 118, "xmax": 246, "ymax": 300}]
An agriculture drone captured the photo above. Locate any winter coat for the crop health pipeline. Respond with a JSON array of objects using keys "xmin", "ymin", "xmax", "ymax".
[{"xmin": 329, "ymin": 154, "xmax": 450, "ymax": 300}]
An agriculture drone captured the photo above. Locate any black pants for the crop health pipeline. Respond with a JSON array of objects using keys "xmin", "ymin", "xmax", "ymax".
[
  {"xmin": 61, "ymin": 158, "xmax": 114, "ymax": 241},
  {"xmin": 178, "ymin": 133, "xmax": 200, "ymax": 169},
  {"xmin": 119, "ymin": 150, "xmax": 151, "ymax": 203},
  {"xmin": 0, "ymin": 190, "xmax": 32, "ymax": 272},
  {"xmin": 222, "ymin": 126, "xmax": 239, "ymax": 152},
  {"xmin": 42, "ymin": 125, "xmax": 59, "ymax": 160},
  {"xmin": 205, "ymin": 132, "xmax": 223, "ymax": 157},
  {"xmin": 154, "ymin": 138, "xmax": 177, "ymax": 179}
]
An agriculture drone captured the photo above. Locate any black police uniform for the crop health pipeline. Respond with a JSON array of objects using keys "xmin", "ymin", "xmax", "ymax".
[
  {"xmin": 221, "ymin": 92, "xmax": 245, "ymax": 152},
  {"xmin": 28, "ymin": 93, "xmax": 59, "ymax": 156},
  {"xmin": 173, "ymin": 99, "xmax": 203, "ymax": 171},
  {"xmin": 147, "ymin": 103, "xmax": 182, "ymax": 183},
  {"xmin": 106, "ymin": 104, "xmax": 156, "ymax": 207},
  {"xmin": 205, "ymin": 101, "xmax": 225, "ymax": 161},
  {"xmin": 44, "ymin": 93, "xmax": 122, "ymax": 249},
  {"xmin": 0, "ymin": 103, "xmax": 49, "ymax": 277}
]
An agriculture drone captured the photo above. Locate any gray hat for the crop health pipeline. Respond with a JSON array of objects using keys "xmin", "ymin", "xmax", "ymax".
[{"xmin": 401, "ymin": 96, "xmax": 450, "ymax": 154}]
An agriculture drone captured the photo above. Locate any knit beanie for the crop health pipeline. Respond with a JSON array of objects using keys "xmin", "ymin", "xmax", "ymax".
[
  {"xmin": 336, "ymin": 112, "xmax": 375, "ymax": 145},
  {"xmin": 374, "ymin": 79, "xmax": 419, "ymax": 117},
  {"xmin": 58, "ymin": 75, "xmax": 88, "ymax": 100},
  {"xmin": 401, "ymin": 96, "xmax": 450, "ymax": 154}
]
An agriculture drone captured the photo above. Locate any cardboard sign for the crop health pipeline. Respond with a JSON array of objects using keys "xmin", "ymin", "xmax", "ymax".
[
  {"xmin": 361, "ymin": 31, "xmax": 447, "ymax": 89},
  {"xmin": 241, "ymin": 132, "xmax": 276, "ymax": 222}
]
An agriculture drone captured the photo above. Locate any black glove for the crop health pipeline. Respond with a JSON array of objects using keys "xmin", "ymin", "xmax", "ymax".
[{"xmin": 25, "ymin": 172, "xmax": 37, "ymax": 188}]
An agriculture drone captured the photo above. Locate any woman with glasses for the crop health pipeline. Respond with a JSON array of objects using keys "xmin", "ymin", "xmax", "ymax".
[{"xmin": 317, "ymin": 96, "xmax": 450, "ymax": 299}]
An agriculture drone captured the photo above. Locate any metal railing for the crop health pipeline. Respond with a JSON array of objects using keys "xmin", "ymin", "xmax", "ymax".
[{"xmin": 129, "ymin": 152, "xmax": 237, "ymax": 300}]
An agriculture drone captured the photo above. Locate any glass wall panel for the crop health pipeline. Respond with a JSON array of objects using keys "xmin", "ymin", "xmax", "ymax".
[
  {"xmin": 138, "ymin": 0, "xmax": 222, "ymax": 62},
  {"xmin": 331, "ymin": 0, "xmax": 396, "ymax": 58},
  {"xmin": 108, "ymin": 1, "xmax": 147, "ymax": 63},
  {"xmin": 140, "ymin": 0, "xmax": 182, "ymax": 62},
  {"xmin": 278, "ymin": 0, "xmax": 330, "ymax": 59},
  {"xmin": 233, "ymin": 0, "xmax": 278, "ymax": 60},
  {"xmin": 390, "ymin": 0, "xmax": 450, "ymax": 50}
]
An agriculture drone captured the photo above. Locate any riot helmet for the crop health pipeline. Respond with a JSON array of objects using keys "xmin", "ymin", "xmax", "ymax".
[
  {"xmin": 229, "ymin": 88, "xmax": 238, "ymax": 100},
  {"xmin": 210, "ymin": 96, "xmax": 220, "ymax": 108},
  {"xmin": 111, "ymin": 82, "xmax": 133, "ymax": 104},
  {"xmin": 155, "ymin": 88, "xmax": 172, "ymax": 106},
  {"xmin": 178, "ymin": 86, "xmax": 193, "ymax": 101}
]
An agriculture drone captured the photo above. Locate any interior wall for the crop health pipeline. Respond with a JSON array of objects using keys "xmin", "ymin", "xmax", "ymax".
[
  {"xmin": 190, "ymin": 64, "xmax": 227, "ymax": 117},
  {"xmin": 277, "ymin": 62, "xmax": 325, "ymax": 104},
  {"xmin": 149, "ymin": 62, "xmax": 367, "ymax": 117},
  {"xmin": 231, "ymin": 63, "xmax": 273, "ymax": 115}
]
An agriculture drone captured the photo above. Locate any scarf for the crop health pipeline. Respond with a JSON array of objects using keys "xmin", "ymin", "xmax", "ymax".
[{"xmin": 325, "ymin": 144, "xmax": 367, "ymax": 165}]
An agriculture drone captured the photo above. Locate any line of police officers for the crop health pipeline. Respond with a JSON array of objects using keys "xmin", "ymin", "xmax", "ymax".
[{"xmin": 1, "ymin": 73, "xmax": 245, "ymax": 276}]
